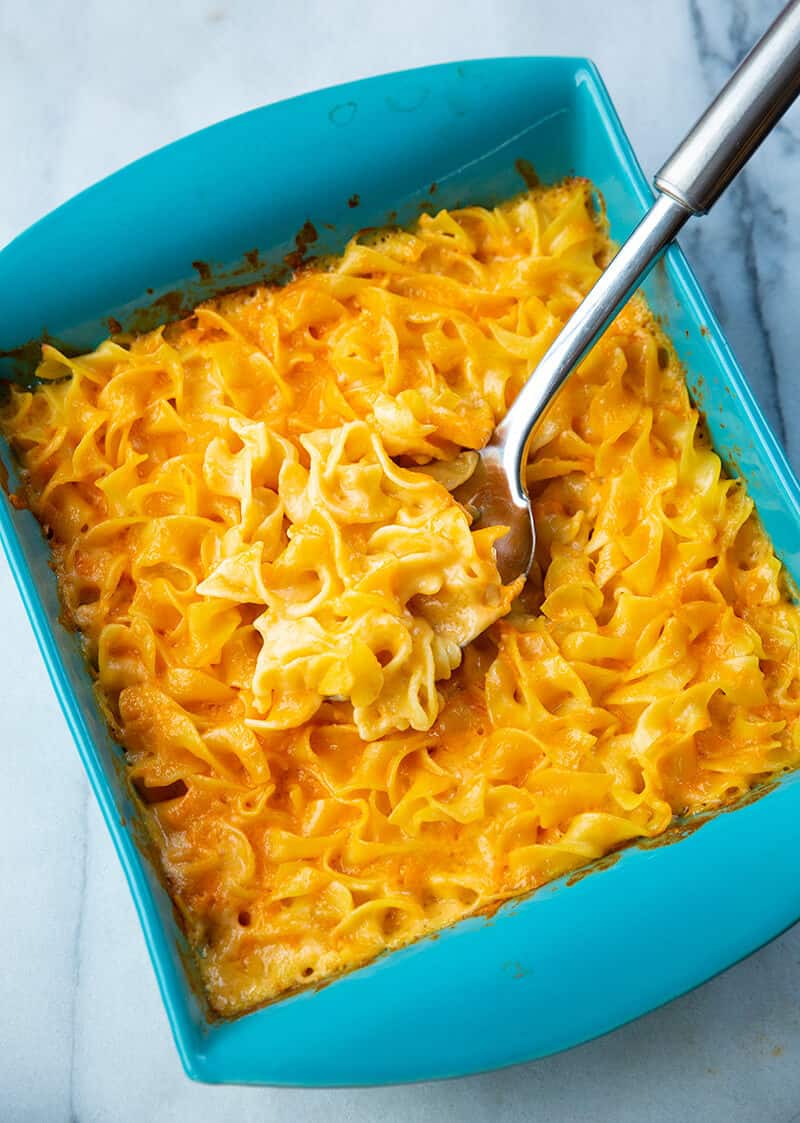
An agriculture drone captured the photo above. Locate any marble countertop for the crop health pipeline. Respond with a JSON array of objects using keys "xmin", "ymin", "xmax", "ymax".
[{"xmin": 2, "ymin": 1, "xmax": 799, "ymax": 1120}]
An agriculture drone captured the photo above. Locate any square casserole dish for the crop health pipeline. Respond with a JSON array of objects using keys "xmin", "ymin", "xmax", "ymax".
[{"xmin": 2, "ymin": 58, "xmax": 799, "ymax": 1086}]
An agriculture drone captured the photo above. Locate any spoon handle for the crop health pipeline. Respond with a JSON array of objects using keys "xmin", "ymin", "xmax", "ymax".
[
  {"xmin": 496, "ymin": 0, "xmax": 800, "ymax": 502},
  {"xmin": 657, "ymin": 1, "xmax": 800, "ymax": 214}
]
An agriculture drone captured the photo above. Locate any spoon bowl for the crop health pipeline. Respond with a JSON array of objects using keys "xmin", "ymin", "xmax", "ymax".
[{"xmin": 452, "ymin": 440, "xmax": 535, "ymax": 586}]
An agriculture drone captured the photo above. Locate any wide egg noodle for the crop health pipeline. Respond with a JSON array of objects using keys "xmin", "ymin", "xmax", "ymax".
[{"xmin": 3, "ymin": 180, "xmax": 798, "ymax": 1015}]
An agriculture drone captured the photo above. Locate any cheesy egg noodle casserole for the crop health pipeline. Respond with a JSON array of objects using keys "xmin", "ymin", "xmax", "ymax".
[{"xmin": 4, "ymin": 180, "xmax": 800, "ymax": 1016}]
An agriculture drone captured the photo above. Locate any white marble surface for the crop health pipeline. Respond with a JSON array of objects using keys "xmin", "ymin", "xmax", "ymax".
[{"xmin": 2, "ymin": 1, "xmax": 800, "ymax": 1119}]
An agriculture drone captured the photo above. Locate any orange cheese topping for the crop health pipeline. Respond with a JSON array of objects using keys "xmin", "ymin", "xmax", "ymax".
[{"xmin": 4, "ymin": 180, "xmax": 799, "ymax": 1015}]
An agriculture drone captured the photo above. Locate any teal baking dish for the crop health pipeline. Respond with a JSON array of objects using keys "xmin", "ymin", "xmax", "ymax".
[{"xmin": 2, "ymin": 58, "xmax": 800, "ymax": 1087}]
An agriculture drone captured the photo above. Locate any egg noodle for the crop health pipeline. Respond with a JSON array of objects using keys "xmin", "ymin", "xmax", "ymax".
[{"xmin": 4, "ymin": 181, "xmax": 799, "ymax": 1015}]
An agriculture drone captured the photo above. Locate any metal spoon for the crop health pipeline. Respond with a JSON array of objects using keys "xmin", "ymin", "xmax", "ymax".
[{"xmin": 456, "ymin": 0, "xmax": 800, "ymax": 584}]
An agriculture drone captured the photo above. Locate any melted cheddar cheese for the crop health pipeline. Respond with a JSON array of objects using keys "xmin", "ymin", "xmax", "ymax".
[{"xmin": 4, "ymin": 181, "xmax": 799, "ymax": 1015}]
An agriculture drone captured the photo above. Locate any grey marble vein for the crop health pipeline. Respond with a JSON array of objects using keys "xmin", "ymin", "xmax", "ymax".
[{"xmin": 683, "ymin": 0, "xmax": 791, "ymax": 455}]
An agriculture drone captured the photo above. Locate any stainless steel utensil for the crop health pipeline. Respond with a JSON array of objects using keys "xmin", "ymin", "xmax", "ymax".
[{"xmin": 457, "ymin": 0, "xmax": 800, "ymax": 584}]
